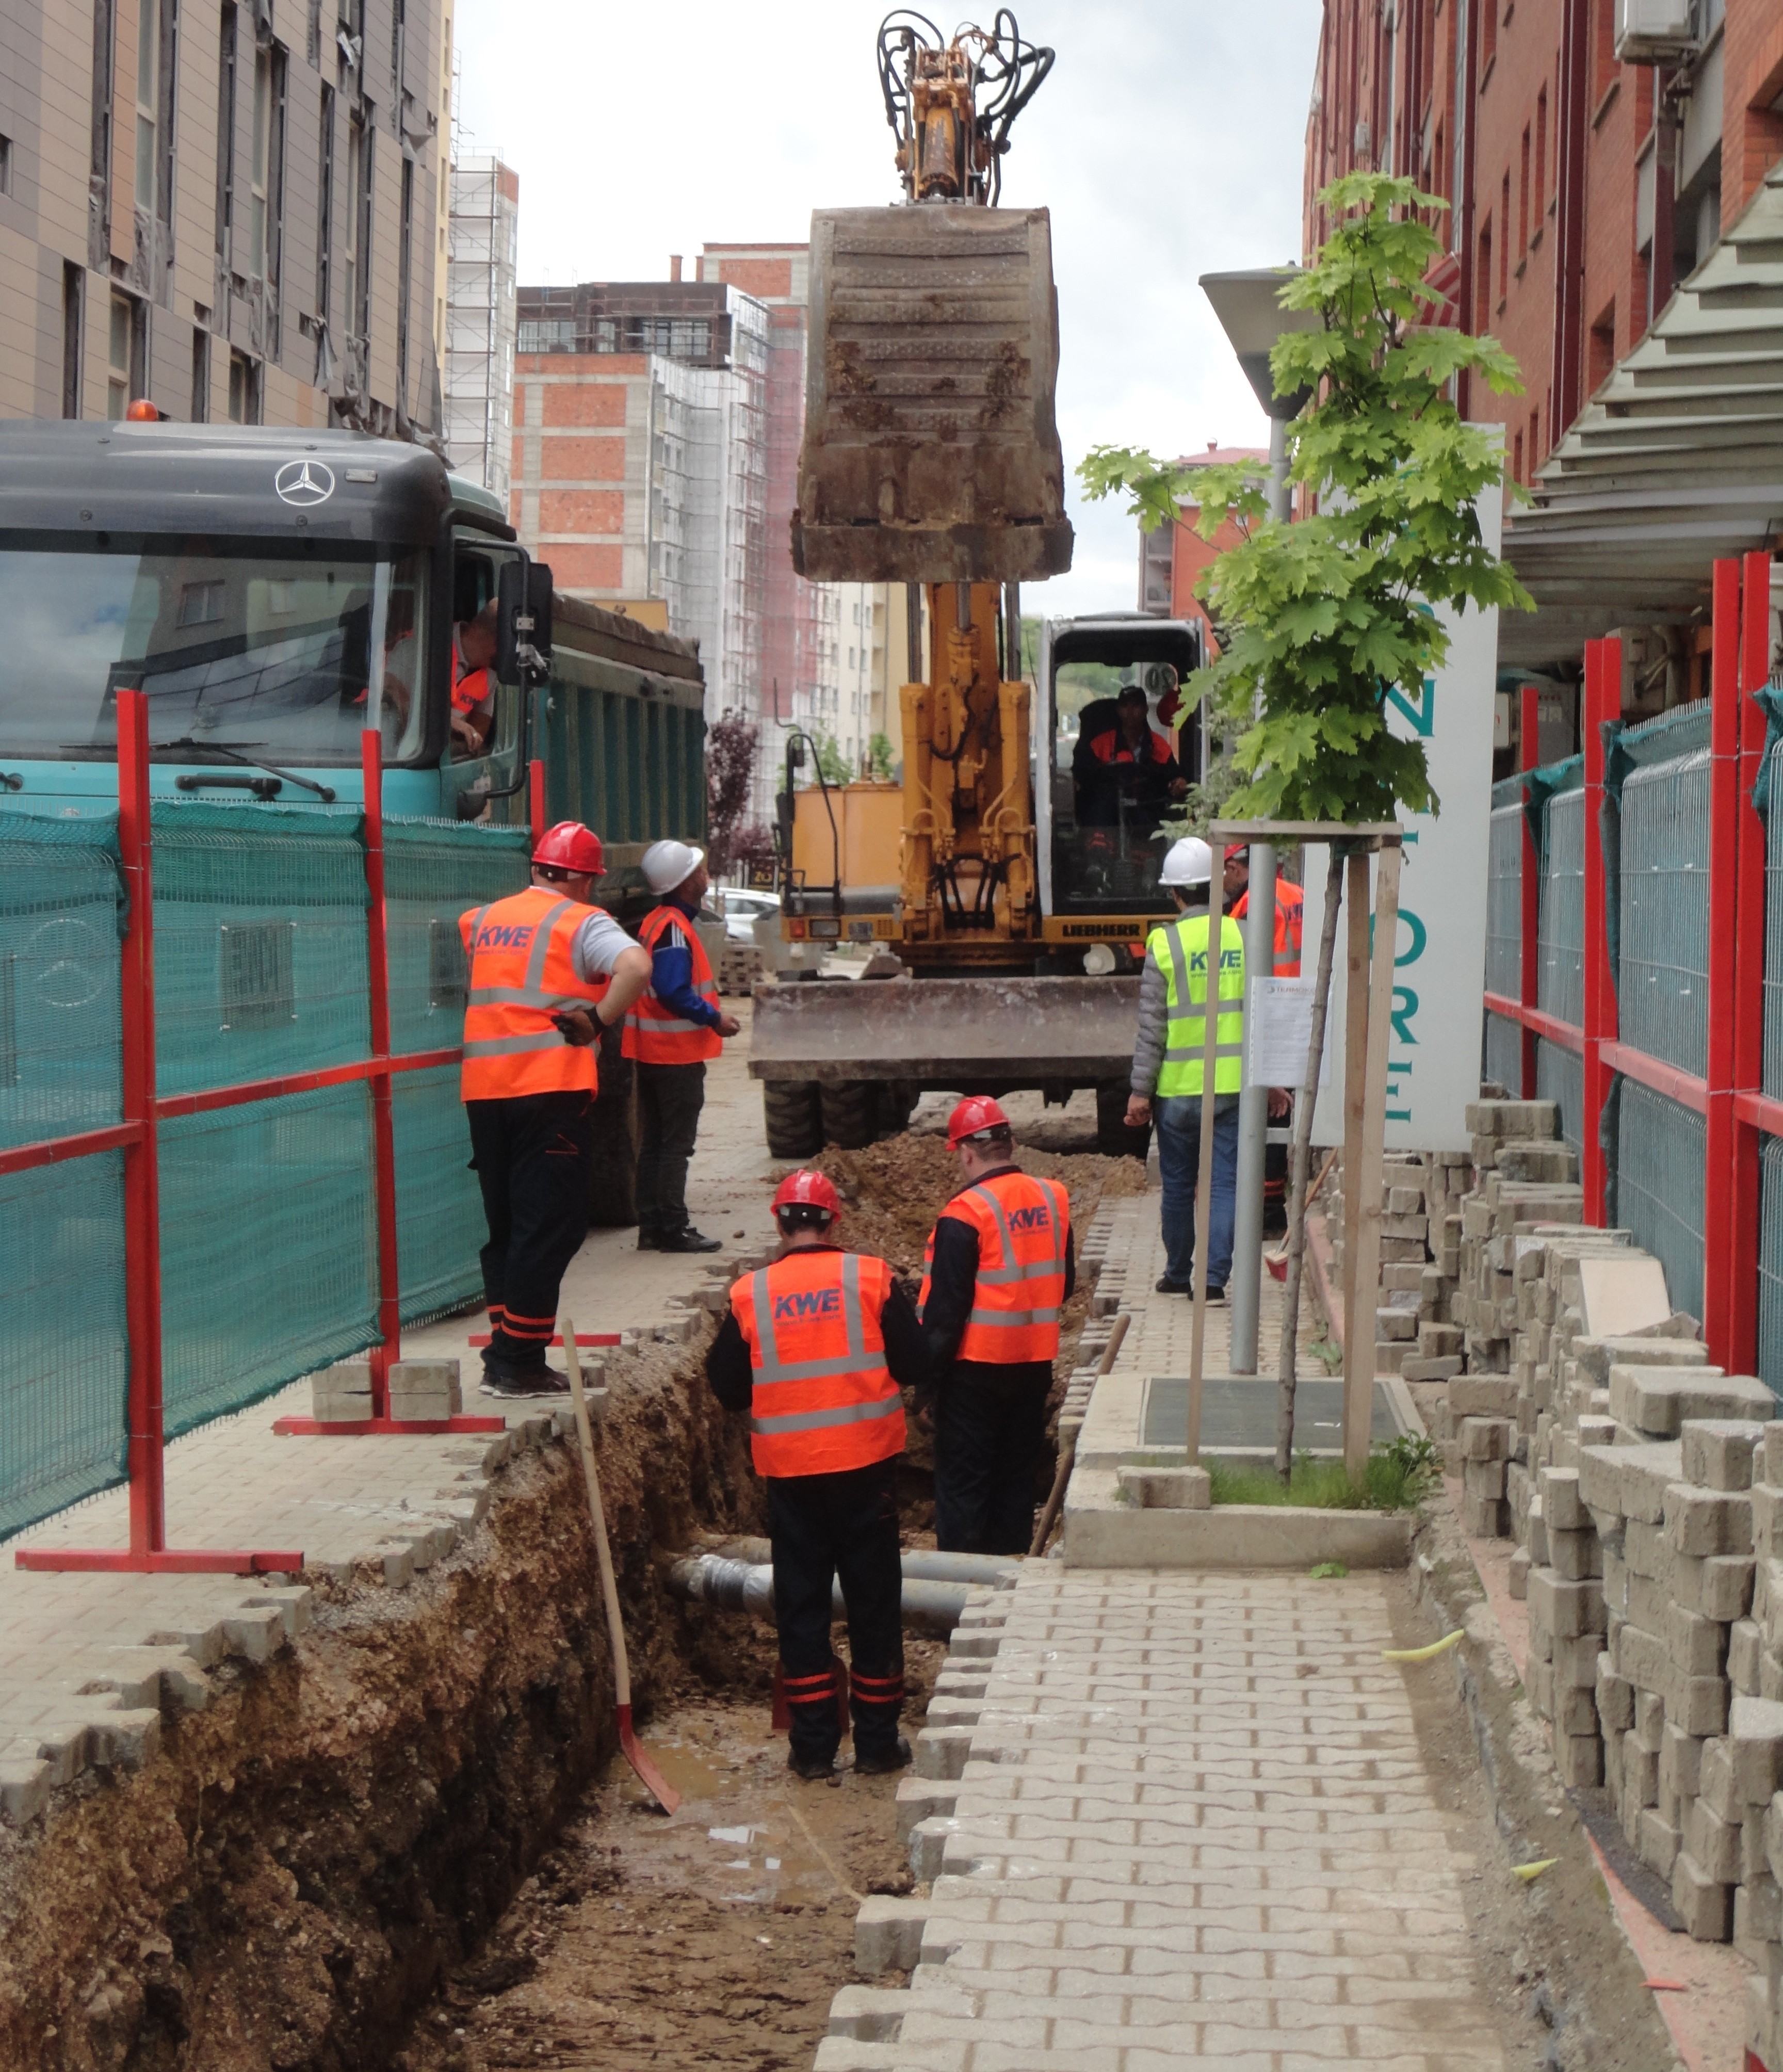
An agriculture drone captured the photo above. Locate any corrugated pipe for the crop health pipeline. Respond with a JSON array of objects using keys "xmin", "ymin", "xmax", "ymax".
[{"xmin": 665, "ymin": 1553, "xmax": 980, "ymax": 1638}]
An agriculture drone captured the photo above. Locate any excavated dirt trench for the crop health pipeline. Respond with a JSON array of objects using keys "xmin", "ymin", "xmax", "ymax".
[{"xmin": 0, "ymin": 1132, "xmax": 1136, "ymax": 2072}]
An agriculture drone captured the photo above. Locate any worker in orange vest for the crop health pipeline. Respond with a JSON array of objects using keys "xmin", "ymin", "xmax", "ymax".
[
  {"xmin": 459, "ymin": 821, "xmax": 651, "ymax": 1398},
  {"xmin": 919, "ymin": 1098, "xmax": 1074, "ymax": 1555},
  {"xmin": 623, "ymin": 840, "xmax": 741, "ymax": 1253},
  {"xmin": 450, "ymin": 600, "xmax": 500, "ymax": 755},
  {"xmin": 1224, "ymin": 844, "xmax": 1305, "ymax": 976},
  {"xmin": 706, "ymin": 1170, "xmax": 931, "ymax": 1780}
]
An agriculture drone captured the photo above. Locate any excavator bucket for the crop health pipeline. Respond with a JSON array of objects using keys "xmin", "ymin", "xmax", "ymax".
[{"xmin": 791, "ymin": 206, "xmax": 1074, "ymax": 585}]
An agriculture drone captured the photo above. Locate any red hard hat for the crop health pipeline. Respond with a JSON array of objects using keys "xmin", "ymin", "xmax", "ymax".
[
  {"xmin": 1224, "ymin": 843, "xmax": 1246, "ymax": 862},
  {"xmin": 772, "ymin": 1169, "xmax": 841, "ymax": 1219},
  {"xmin": 947, "ymin": 1095, "xmax": 1011, "ymax": 1148},
  {"xmin": 533, "ymin": 821, "xmax": 604, "ymax": 875}
]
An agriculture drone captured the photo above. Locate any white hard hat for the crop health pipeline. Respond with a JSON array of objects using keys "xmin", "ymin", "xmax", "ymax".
[
  {"xmin": 641, "ymin": 840, "xmax": 705, "ymax": 895},
  {"xmin": 1159, "ymin": 836, "xmax": 1213, "ymax": 888}
]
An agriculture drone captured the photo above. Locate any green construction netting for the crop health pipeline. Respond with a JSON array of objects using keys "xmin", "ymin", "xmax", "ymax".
[{"xmin": 0, "ymin": 800, "xmax": 531, "ymax": 1532}]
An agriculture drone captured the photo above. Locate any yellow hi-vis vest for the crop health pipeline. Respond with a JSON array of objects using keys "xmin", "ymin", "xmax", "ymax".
[{"xmin": 1152, "ymin": 910, "xmax": 1245, "ymax": 1098}]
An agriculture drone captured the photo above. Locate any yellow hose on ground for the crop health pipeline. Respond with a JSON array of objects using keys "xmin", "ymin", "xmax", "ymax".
[{"xmin": 1381, "ymin": 1628, "xmax": 1466, "ymax": 1663}]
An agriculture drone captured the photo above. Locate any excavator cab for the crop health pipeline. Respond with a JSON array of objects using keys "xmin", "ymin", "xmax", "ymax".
[{"xmin": 791, "ymin": 13, "xmax": 1072, "ymax": 585}]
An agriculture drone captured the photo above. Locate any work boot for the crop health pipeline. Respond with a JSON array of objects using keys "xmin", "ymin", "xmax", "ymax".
[
  {"xmin": 655, "ymin": 1227, "xmax": 722, "ymax": 1254},
  {"xmin": 787, "ymin": 1746, "xmax": 839, "ymax": 1782},
  {"xmin": 480, "ymin": 1358, "xmax": 570, "ymax": 1400},
  {"xmin": 1154, "ymin": 1275, "xmax": 1191, "ymax": 1296},
  {"xmin": 636, "ymin": 1228, "xmax": 662, "ymax": 1252},
  {"xmin": 852, "ymin": 1735, "xmax": 912, "ymax": 1776}
]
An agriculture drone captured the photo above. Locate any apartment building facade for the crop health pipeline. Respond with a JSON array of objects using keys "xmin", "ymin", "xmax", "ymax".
[{"xmin": 0, "ymin": 0, "xmax": 448, "ymax": 433}]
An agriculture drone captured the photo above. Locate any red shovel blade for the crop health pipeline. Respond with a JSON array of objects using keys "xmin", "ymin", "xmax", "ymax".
[
  {"xmin": 615, "ymin": 1702, "xmax": 679, "ymax": 1815},
  {"xmin": 1265, "ymin": 1251, "xmax": 1288, "ymax": 1282}
]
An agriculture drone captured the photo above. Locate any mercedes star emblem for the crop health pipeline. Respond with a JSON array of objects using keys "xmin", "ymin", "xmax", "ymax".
[{"xmin": 274, "ymin": 459, "xmax": 336, "ymax": 507}]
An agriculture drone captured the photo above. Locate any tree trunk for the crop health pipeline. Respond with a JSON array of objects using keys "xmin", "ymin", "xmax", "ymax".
[{"xmin": 1275, "ymin": 847, "xmax": 1347, "ymax": 1483}]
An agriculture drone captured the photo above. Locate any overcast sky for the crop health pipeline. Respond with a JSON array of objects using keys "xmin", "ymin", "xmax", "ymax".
[{"xmin": 452, "ymin": 1, "xmax": 1323, "ymax": 618}]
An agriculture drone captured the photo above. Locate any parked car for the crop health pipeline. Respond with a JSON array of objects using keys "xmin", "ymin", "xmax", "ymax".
[{"xmin": 720, "ymin": 888, "xmax": 781, "ymax": 944}]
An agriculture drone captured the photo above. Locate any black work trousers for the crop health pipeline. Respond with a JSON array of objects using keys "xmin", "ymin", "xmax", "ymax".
[
  {"xmin": 466, "ymin": 1090, "xmax": 593, "ymax": 1366},
  {"xmin": 767, "ymin": 1456, "xmax": 904, "ymax": 1763},
  {"xmin": 635, "ymin": 1061, "xmax": 706, "ymax": 1236},
  {"xmin": 934, "ymin": 1360, "xmax": 1052, "ymax": 1556}
]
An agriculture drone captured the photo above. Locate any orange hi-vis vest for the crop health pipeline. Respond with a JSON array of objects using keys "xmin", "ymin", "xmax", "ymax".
[
  {"xmin": 623, "ymin": 904, "xmax": 723, "ymax": 1064},
  {"xmin": 451, "ymin": 627, "xmax": 492, "ymax": 716},
  {"xmin": 458, "ymin": 885, "xmax": 608, "ymax": 1102},
  {"xmin": 921, "ymin": 1171, "xmax": 1069, "ymax": 1365},
  {"xmin": 1234, "ymin": 879, "xmax": 1305, "ymax": 976},
  {"xmin": 731, "ymin": 1250, "xmax": 906, "ymax": 1478}
]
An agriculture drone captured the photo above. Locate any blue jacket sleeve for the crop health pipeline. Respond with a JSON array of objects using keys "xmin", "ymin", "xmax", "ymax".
[{"xmin": 650, "ymin": 925, "xmax": 724, "ymax": 1029}]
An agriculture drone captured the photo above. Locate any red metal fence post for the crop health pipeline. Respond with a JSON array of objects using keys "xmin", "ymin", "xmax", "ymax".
[
  {"xmin": 1730, "ymin": 551, "xmax": 1773, "ymax": 1373},
  {"xmin": 362, "ymin": 730, "xmax": 400, "ymax": 1416},
  {"xmin": 118, "ymin": 690, "xmax": 167, "ymax": 1557},
  {"xmin": 1582, "ymin": 639, "xmax": 1620, "ymax": 1225},
  {"xmin": 1519, "ymin": 682, "xmax": 1541, "ymax": 1099},
  {"xmin": 529, "ymin": 757, "xmax": 546, "ymax": 849},
  {"xmin": 1705, "ymin": 559, "xmax": 1743, "ymax": 1363}
]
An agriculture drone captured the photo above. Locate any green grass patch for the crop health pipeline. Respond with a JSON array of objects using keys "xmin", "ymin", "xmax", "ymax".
[{"xmin": 1207, "ymin": 1433, "xmax": 1437, "ymax": 1513}]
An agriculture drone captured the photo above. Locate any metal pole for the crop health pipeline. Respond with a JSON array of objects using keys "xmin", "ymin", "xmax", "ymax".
[
  {"xmin": 1228, "ymin": 842, "xmax": 1275, "ymax": 1372},
  {"xmin": 1228, "ymin": 419, "xmax": 1293, "ymax": 1373},
  {"xmin": 362, "ymin": 731, "xmax": 400, "ymax": 1416}
]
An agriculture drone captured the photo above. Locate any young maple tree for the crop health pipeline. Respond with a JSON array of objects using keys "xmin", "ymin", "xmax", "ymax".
[{"xmin": 1079, "ymin": 173, "xmax": 1531, "ymax": 1480}]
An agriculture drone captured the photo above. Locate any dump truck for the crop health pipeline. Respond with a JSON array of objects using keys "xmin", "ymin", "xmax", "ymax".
[{"xmin": 752, "ymin": 14, "xmax": 1208, "ymax": 1158}]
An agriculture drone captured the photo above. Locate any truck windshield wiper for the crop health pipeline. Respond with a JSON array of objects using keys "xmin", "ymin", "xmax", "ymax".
[{"xmin": 150, "ymin": 738, "xmax": 337, "ymax": 803}]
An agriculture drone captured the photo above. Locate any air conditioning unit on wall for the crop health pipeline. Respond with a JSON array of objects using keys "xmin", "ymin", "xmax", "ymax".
[{"xmin": 1614, "ymin": 0, "xmax": 1700, "ymax": 62}]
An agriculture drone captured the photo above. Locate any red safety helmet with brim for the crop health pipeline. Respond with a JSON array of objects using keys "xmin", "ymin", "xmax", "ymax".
[
  {"xmin": 772, "ymin": 1169, "xmax": 842, "ymax": 1220},
  {"xmin": 532, "ymin": 821, "xmax": 604, "ymax": 876},
  {"xmin": 947, "ymin": 1095, "xmax": 1011, "ymax": 1149}
]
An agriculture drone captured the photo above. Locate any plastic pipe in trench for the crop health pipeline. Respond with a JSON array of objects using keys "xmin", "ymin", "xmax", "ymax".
[{"xmin": 666, "ymin": 1546, "xmax": 1020, "ymax": 1638}]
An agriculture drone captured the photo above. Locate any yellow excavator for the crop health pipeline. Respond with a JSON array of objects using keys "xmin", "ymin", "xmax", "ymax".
[{"xmin": 754, "ymin": 13, "xmax": 1205, "ymax": 1155}]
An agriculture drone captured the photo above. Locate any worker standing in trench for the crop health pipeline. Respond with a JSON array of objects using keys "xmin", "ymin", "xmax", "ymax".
[
  {"xmin": 705, "ymin": 1170, "xmax": 931, "ymax": 1779},
  {"xmin": 460, "ymin": 821, "xmax": 652, "ymax": 1398},
  {"xmin": 624, "ymin": 840, "xmax": 741, "ymax": 1254},
  {"xmin": 919, "ymin": 1098, "xmax": 1074, "ymax": 1556}
]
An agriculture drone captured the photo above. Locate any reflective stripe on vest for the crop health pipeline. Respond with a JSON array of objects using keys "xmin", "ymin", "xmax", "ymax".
[
  {"xmin": 623, "ymin": 904, "xmax": 724, "ymax": 1064},
  {"xmin": 458, "ymin": 886, "xmax": 607, "ymax": 1101},
  {"xmin": 920, "ymin": 1172, "xmax": 1069, "ymax": 1366},
  {"xmin": 732, "ymin": 1250, "xmax": 905, "ymax": 1477},
  {"xmin": 1153, "ymin": 911, "xmax": 1245, "ymax": 1098}
]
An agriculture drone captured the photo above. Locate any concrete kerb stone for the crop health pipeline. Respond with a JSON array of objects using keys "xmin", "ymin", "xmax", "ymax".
[{"xmin": 854, "ymin": 1895, "xmax": 931, "ymax": 1973}]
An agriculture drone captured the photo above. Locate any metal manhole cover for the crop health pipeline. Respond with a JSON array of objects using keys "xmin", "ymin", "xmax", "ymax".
[{"xmin": 1140, "ymin": 1375, "xmax": 1400, "ymax": 1452}]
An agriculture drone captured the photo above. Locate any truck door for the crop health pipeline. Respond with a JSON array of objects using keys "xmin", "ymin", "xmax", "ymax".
[{"xmin": 444, "ymin": 532, "xmax": 528, "ymax": 820}]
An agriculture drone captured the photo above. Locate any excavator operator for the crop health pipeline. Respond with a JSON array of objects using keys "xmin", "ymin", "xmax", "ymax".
[{"xmin": 1073, "ymin": 686, "xmax": 1186, "ymax": 833}]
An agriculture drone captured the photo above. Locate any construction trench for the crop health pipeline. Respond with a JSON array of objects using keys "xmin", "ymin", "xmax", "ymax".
[{"xmin": 0, "ymin": 1130, "xmax": 1145, "ymax": 2072}]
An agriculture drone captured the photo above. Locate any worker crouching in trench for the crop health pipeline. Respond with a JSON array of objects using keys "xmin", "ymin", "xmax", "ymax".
[{"xmin": 705, "ymin": 1171, "xmax": 930, "ymax": 1780}]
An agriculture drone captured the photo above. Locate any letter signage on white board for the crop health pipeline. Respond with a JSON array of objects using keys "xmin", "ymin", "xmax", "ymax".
[{"xmin": 1305, "ymin": 477, "xmax": 1501, "ymax": 1156}]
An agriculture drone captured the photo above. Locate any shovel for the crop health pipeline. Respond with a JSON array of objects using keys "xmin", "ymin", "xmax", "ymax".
[
  {"xmin": 1265, "ymin": 1146, "xmax": 1340, "ymax": 1283},
  {"xmin": 563, "ymin": 1319, "xmax": 679, "ymax": 1815}
]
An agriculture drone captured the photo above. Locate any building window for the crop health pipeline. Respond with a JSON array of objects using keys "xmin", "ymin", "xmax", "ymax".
[
  {"xmin": 215, "ymin": 3, "xmax": 237, "ymax": 271},
  {"xmin": 316, "ymin": 83, "xmax": 334, "ymax": 329},
  {"xmin": 1477, "ymin": 215, "xmax": 1493, "ymax": 323},
  {"xmin": 1528, "ymin": 405, "xmax": 1540, "ymax": 473},
  {"xmin": 343, "ymin": 112, "xmax": 371, "ymax": 340},
  {"xmin": 228, "ymin": 348, "xmax": 261, "ymax": 422},
  {"xmin": 1500, "ymin": 172, "xmax": 1511, "ymax": 302},
  {"xmin": 134, "ymin": 0, "xmax": 159, "ymax": 209},
  {"xmin": 107, "ymin": 293, "xmax": 144, "ymax": 416},
  {"xmin": 1519, "ymin": 126, "xmax": 1531, "ymax": 257},
  {"xmin": 61, "ymin": 264, "xmax": 84, "ymax": 418},
  {"xmin": 191, "ymin": 325, "xmax": 210, "ymax": 420},
  {"xmin": 396, "ymin": 154, "xmax": 415, "ymax": 402},
  {"xmin": 517, "ymin": 318, "xmax": 576, "ymax": 353},
  {"xmin": 249, "ymin": 45, "xmax": 270, "ymax": 274},
  {"xmin": 0, "ymin": 133, "xmax": 11, "ymax": 196},
  {"xmin": 1535, "ymin": 87, "xmax": 1548, "ymax": 216},
  {"xmin": 1513, "ymin": 429, "xmax": 1523, "ymax": 483},
  {"xmin": 1587, "ymin": 303, "xmax": 1616, "ymax": 396}
]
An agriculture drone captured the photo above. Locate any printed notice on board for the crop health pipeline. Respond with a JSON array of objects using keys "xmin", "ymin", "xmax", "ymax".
[{"xmin": 1249, "ymin": 976, "xmax": 1332, "ymax": 1090}]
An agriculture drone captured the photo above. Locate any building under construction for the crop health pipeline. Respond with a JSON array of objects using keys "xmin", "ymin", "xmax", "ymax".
[{"xmin": 443, "ymin": 154, "xmax": 520, "ymax": 508}]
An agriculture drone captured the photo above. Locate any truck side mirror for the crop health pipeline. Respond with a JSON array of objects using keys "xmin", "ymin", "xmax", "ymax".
[{"xmin": 496, "ymin": 560, "xmax": 526, "ymax": 684}]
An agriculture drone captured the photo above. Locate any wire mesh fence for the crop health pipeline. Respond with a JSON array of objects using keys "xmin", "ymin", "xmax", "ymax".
[
  {"xmin": 1616, "ymin": 746, "xmax": 1711, "ymax": 1078},
  {"xmin": 1760, "ymin": 1136, "xmax": 1783, "ymax": 1401},
  {"xmin": 1765, "ymin": 738, "xmax": 1783, "ymax": 1101},
  {"xmin": 1486, "ymin": 801, "xmax": 1522, "ymax": 999},
  {"xmin": 1614, "ymin": 1078, "xmax": 1707, "ymax": 1325},
  {"xmin": 1484, "ymin": 1012, "xmax": 1521, "ymax": 1094},
  {"xmin": 1536, "ymin": 1039, "xmax": 1584, "ymax": 1162},
  {"xmin": 1538, "ymin": 786, "xmax": 1586, "ymax": 1028},
  {"xmin": 0, "ymin": 798, "xmax": 523, "ymax": 1541}
]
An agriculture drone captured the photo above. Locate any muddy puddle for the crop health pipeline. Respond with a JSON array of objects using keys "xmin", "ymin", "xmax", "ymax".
[{"xmin": 391, "ymin": 1672, "xmax": 937, "ymax": 2072}]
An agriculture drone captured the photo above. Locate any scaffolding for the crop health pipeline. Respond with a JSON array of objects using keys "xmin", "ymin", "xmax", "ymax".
[{"xmin": 444, "ymin": 153, "xmax": 519, "ymax": 510}]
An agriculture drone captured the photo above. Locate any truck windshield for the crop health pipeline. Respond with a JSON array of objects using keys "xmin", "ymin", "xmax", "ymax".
[{"xmin": 0, "ymin": 536, "xmax": 429, "ymax": 766}]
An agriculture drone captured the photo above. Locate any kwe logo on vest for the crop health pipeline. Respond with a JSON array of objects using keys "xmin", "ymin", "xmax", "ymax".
[
  {"xmin": 774, "ymin": 1288, "xmax": 842, "ymax": 1322},
  {"xmin": 476, "ymin": 924, "xmax": 537, "ymax": 951}
]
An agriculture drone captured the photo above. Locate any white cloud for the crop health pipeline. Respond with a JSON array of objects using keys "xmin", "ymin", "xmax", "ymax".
[{"xmin": 452, "ymin": 0, "xmax": 1321, "ymax": 617}]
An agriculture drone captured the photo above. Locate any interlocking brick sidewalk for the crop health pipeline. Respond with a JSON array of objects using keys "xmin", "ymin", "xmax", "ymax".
[{"xmin": 841, "ymin": 1567, "xmax": 1508, "ymax": 2069}]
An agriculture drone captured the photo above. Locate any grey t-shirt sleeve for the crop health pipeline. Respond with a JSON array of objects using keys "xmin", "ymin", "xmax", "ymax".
[{"xmin": 570, "ymin": 910, "xmax": 639, "ymax": 981}]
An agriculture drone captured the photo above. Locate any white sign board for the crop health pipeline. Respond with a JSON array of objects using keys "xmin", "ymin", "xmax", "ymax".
[
  {"xmin": 1306, "ymin": 475, "xmax": 1502, "ymax": 1155},
  {"xmin": 1250, "ymin": 976, "xmax": 1332, "ymax": 1090}
]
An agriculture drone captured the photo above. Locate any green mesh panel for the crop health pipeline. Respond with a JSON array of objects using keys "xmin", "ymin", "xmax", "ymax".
[
  {"xmin": 1536, "ymin": 1037, "xmax": 1584, "ymax": 1164},
  {"xmin": 0, "ymin": 1153, "xmax": 129, "ymax": 1541},
  {"xmin": 383, "ymin": 817, "xmax": 530, "ymax": 1055},
  {"xmin": 1614, "ymin": 1078, "xmax": 1705, "ymax": 1325},
  {"xmin": 159, "ymin": 1083, "xmax": 378, "ymax": 1436},
  {"xmin": 1616, "ymin": 746, "xmax": 1710, "ymax": 1078},
  {"xmin": 1759, "ymin": 1135, "xmax": 1783, "ymax": 1402},
  {"xmin": 393, "ymin": 1063, "xmax": 485, "ymax": 1324},
  {"xmin": 151, "ymin": 799, "xmax": 370, "ymax": 1096},
  {"xmin": 0, "ymin": 813, "xmax": 124, "ymax": 1151}
]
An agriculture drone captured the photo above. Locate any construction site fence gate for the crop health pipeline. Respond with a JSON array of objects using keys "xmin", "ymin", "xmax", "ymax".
[{"xmin": 1483, "ymin": 553, "xmax": 1783, "ymax": 1395}]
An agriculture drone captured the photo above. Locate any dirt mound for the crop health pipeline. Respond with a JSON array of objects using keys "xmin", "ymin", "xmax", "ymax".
[{"xmin": 813, "ymin": 1131, "xmax": 1146, "ymax": 1278}]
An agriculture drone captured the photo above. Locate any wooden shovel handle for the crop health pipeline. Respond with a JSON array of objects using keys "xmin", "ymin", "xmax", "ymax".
[{"xmin": 564, "ymin": 1319, "xmax": 630, "ymax": 1711}]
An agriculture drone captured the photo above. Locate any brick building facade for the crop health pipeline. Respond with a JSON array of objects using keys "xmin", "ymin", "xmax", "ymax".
[{"xmin": 1138, "ymin": 442, "xmax": 1269, "ymax": 643}]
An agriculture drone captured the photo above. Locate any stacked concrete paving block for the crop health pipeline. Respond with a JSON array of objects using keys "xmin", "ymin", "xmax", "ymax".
[
  {"xmin": 1320, "ymin": 1148, "xmax": 1465, "ymax": 1378},
  {"xmin": 1743, "ymin": 1426, "xmax": 1783, "ymax": 2068}
]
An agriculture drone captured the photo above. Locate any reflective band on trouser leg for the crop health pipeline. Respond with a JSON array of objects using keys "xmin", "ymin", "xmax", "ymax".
[
  {"xmin": 942, "ymin": 1171, "xmax": 1071, "ymax": 1365},
  {"xmin": 458, "ymin": 885, "xmax": 610, "ymax": 1100},
  {"xmin": 849, "ymin": 1666, "xmax": 904, "ymax": 1746},
  {"xmin": 732, "ymin": 1250, "xmax": 906, "ymax": 1477},
  {"xmin": 1151, "ymin": 909, "xmax": 1245, "ymax": 1100},
  {"xmin": 622, "ymin": 904, "xmax": 725, "ymax": 1063}
]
